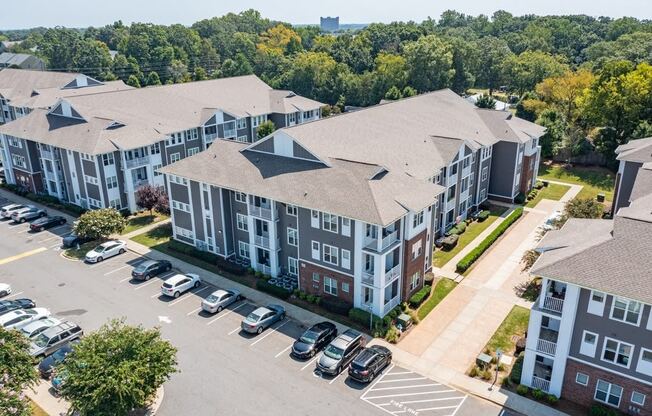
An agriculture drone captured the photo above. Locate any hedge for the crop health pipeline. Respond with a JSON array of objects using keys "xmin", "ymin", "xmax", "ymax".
[
  {"xmin": 476, "ymin": 210, "xmax": 490, "ymax": 221},
  {"xmin": 456, "ymin": 207, "xmax": 524, "ymax": 273},
  {"xmin": 409, "ymin": 285, "xmax": 432, "ymax": 308},
  {"xmin": 442, "ymin": 234, "xmax": 459, "ymax": 250},
  {"xmin": 255, "ymin": 279, "xmax": 290, "ymax": 299},
  {"xmin": 321, "ymin": 296, "xmax": 351, "ymax": 315},
  {"xmin": 167, "ymin": 240, "xmax": 245, "ymax": 275},
  {"xmin": 0, "ymin": 184, "xmax": 86, "ymax": 216},
  {"xmin": 348, "ymin": 308, "xmax": 382, "ymax": 327},
  {"xmin": 509, "ymin": 353, "xmax": 524, "ymax": 384}
]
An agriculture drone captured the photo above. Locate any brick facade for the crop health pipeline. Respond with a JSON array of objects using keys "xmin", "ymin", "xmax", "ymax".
[
  {"xmin": 401, "ymin": 229, "xmax": 427, "ymax": 302},
  {"xmin": 13, "ymin": 169, "xmax": 44, "ymax": 193},
  {"xmin": 562, "ymin": 359, "xmax": 652, "ymax": 415},
  {"xmin": 519, "ymin": 154, "xmax": 536, "ymax": 194},
  {"xmin": 299, "ymin": 261, "xmax": 354, "ymax": 307}
]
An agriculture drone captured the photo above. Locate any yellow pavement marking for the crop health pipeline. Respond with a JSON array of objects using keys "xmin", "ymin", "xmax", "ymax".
[{"xmin": 0, "ymin": 247, "xmax": 47, "ymax": 265}]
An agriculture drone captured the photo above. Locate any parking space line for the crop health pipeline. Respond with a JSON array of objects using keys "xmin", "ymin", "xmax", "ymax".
[
  {"xmin": 415, "ymin": 405, "xmax": 459, "ymax": 412},
  {"xmin": 134, "ymin": 279, "xmax": 161, "ymax": 290},
  {"xmin": 386, "ymin": 371, "xmax": 412, "ymax": 376},
  {"xmin": 186, "ymin": 307, "xmax": 202, "ymax": 316},
  {"xmin": 361, "ymin": 364, "xmax": 395, "ymax": 398},
  {"xmin": 45, "ymin": 225, "xmax": 68, "ymax": 234},
  {"xmin": 119, "ymin": 276, "xmax": 132, "ymax": 283},
  {"xmin": 0, "ymin": 247, "xmax": 47, "ymax": 265},
  {"xmin": 168, "ymin": 286, "xmax": 212, "ymax": 307},
  {"xmin": 206, "ymin": 302, "xmax": 248, "ymax": 326},
  {"xmin": 36, "ymin": 235, "xmax": 61, "ymax": 243},
  {"xmin": 400, "ymin": 396, "xmax": 467, "ymax": 405},
  {"xmin": 150, "ymin": 292, "xmax": 162, "ymax": 298},
  {"xmin": 369, "ymin": 383, "xmax": 441, "ymax": 391},
  {"xmin": 104, "ymin": 265, "xmax": 130, "ymax": 276},
  {"xmin": 49, "ymin": 243, "xmax": 61, "ymax": 249},
  {"xmin": 5, "ymin": 291, "xmax": 24, "ymax": 299},
  {"xmin": 364, "ymin": 390, "xmax": 456, "ymax": 400},
  {"xmin": 300, "ymin": 354, "xmax": 320, "ymax": 371},
  {"xmin": 450, "ymin": 395, "xmax": 467, "ymax": 416},
  {"xmin": 328, "ymin": 368, "xmax": 347, "ymax": 385},
  {"xmin": 250, "ymin": 320, "xmax": 288, "ymax": 347},
  {"xmin": 275, "ymin": 343, "xmax": 294, "ymax": 358},
  {"xmin": 16, "ymin": 228, "xmax": 31, "ymax": 234},
  {"xmin": 377, "ymin": 376, "xmax": 426, "ymax": 383},
  {"xmin": 228, "ymin": 326, "xmax": 241, "ymax": 335}
]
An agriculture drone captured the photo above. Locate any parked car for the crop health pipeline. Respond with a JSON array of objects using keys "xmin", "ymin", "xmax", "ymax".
[
  {"xmin": 0, "ymin": 308, "xmax": 50, "ymax": 330},
  {"xmin": 11, "ymin": 205, "xmax": 47, "ymax": 223},
  {"xmin": 38, "ymin": 340, "xmax": 79, "ymax": 379},
  {"xmin": 0, "ymin": 299, "xmax": 36, "ymax": 316},
  {"xmin": 29, "ymin": 321, "xmax": 83, "ymax": 357},
  {"xmin": 292, "ymin": 321, "xmax": 338, "ymax": 359},
  {"xmin": 51, "ymin": 370, "xmax": 68, "ymax": 394},
  {"xmin": 348, "ymin": 345, "xmax": 392, "ymax": 383},
  {"xmin": 201, "ymin": 289, "xmax": 242, "ymax": 314},
  {"xmin": 84, "ymin": 240, "xmax": 127, "ymax": 263},
  {"xmin": 131, "ymin": 260, "xmax": 172, "ymax": 281},
  {"xmin": 0, "ymin": 203, "xmax": 25, "ymax": 219},
  {"xmin": 160, "ymin": 273, "xmax": 201, "ymax": 298},
  {"xmin": 241, "ymin": 305, "xmax": 285, "ymax": 334},
  {"xmin": 20, "ymin": 317, "xmax": 62, "ymax": 339},
  {"xmin": 30, "ymin": 215, "xmax": 66, "ymax": 232},
  {"xmin": 317, "ymin": 329, "xmax": 365, "ymax": 376},
  {"xmin": 61, "ymin": 232, "xmax": 93, "ymax": 248},
  {"xmin": 0, "ymin": 283, "xmax": 11, "ymax": 297}
]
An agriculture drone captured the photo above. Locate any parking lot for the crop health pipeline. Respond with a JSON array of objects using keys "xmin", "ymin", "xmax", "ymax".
[{"xmin": 0, "ymin": 194, "xmax": 510, "ymax": 416}]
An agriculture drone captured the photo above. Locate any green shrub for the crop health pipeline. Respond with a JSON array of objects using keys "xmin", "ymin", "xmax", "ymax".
[
  {"xmin": 532, "ymin": 389, "xmax": 546, "ymax": 400},
  {"xmin": 469, "ymin": 366, "xmax": 479, "ymax": 377},
  {"xmin": 449, "ymin": 222, "xmax": 467, "ymax": 235},
  {"xmin": 382, "ymin": 315, "xmax": 393, "ymax": 327},
  {"xmin": 509, "ymin": 354, "xmax": 524, "ymax": 384},
  {"xmin": 514, "ymin": 193, "xmax": 526, "ymax": 204},
  {"xmin": 546, "ymin": 394, "xmax": 559, "ymax": 405},
  {"xmin": 385, "ymin": 325, "xmax": 400, "ymax": 343},
  {"xmin": 321, "ymin": 297, "xmax": 351, "ymax": 316},
  {"xmin": 400, "ymin": 302, "xmax": 409, "ymax": 312},
  {"xmin": 298, "ymin": 291, "xmax": 307, "ymax": 300},
  {"xmin": 496, "ymin": 363, "xmax": 506, "ymax": 372},
  {"xmin": 527, "ymin": 190, "xmax": 538, "ymax": 200},
  {"xmin": 306, "ymin": 294, "xmax": 316, "ymax": 303},
  {"xmin": 456, "ymin": 208, "xmax": 523, "ymax": 273},
  {"xmin": 535, "ymin": 181, "xmax": 544, "ymax": 189},
  {"xmin": 409, "ymin": 285, "xmax": 432, "ymax": 308},
  {"xmin": 477, "ymin": 210, "xmax": 490, "ymax": 221},
  {"xmin": 441, "ymin": 234, "xmax": 459, "ymax": 250},
  {"xmin": 167, "ymin": 240, "xmax": 246, "ymax": 275},
  {"xmin": 255, "ymin": 279, "xmax": 290, "ymax": 299},
  {"xmin": 348, "ymin": 308, "xmax": 381, "ymax": 327},
  {"xmin": 501, "ymin": 377, "xmax": 512, "ymax": 387},
  {"xmin": 255, "ymin": 271, "xmax": 263, "ymax": 278},
  {"xmin": 292, "ymin": 289, "xmax": 300, "ymax": 297},
  {"xmin": 246, "ymin": 267, "xmax": 255, "ymax": 275},
  {"xmin": 313, "ymin": 296, "xmax": 321, "ymax": 305},
  {"xmin": 589, "ymin": 404, "xmax": 618, "ymax": 416},
  {"xmin": 480, "ymin": 370, "xmax": 492, "ymax": 380},
  {"xmin": 516, "ymin": 384, "xmax": 529, "ymax": 396}
]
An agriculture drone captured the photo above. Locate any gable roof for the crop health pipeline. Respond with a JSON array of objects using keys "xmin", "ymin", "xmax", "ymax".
[
  {"xmin": 476, "ymin": 109, "xmax": 546, "ymax": 144},
  {"xmin": 616, "ymin": 136, "xmax": 652, "ymax": 163},
  {"xmin": 0, "ymin": 53, "xmax": 40, "ymax": 66},
  {"xmin": 0, "ymin": 68, "xmax": 79, "ymax": 103}
]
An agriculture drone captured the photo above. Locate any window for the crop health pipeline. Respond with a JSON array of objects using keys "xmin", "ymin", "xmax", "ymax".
[
  {"xmin": 172, "ymin": 201, "xmax": 190, "ymax": 212},
  {"xmin": 341, "ymin": 249, "xmax": 350, "ymax": 269},
  {"xmin": 587, "ymin": 290, "xmax": 606, "ymax": 316},
  {"xmin": 150, "ymin": 143, "xmax": 161, "ymax": 154},
  {"xmin": 169, "ymin": 175, "xmax": 187, "ymax": 185},
  {"xmin": 109, "ymin": 198, "xmax": 121, "ymax": 210},
  {"xmin": 342, "ymin": 282, "xmax": 349, "ymax": 293},
  {"xmin": 580, "ymin": 331, "xmax": 598, "ymax": 357},
  {"xmin": 480, "ymin": 189, "xmax": 487, "ymax": 201},
  {"xmin": 450, "ymin": 163, "xmax": 458, "ymax": 176},
  {"xmin": 169, "ymin": 153, "xmax": 181, "ymax": 163},
  {"xmin": 302, "ymin": 110, "xmax": 314, "ymax": 120},
  {"xmin": 8, "ymin": 137, "xmax": 22, "ymax": 148},
  {"xmin": 11, "ymin": 154, "xmax": 26, "ymax": 168},
  {"xmin": 288, "ymin": 257, "xmax": 298, "ymax": 276},
  {"xmin": 236, "ymin": 118, "xmax": 247, "ymax": 129},
  {"xmin": 324, "ymin": 276, "xmax": 337, "ymax": 296},
  {"xmin": 236, "ymin": 135, "xmax": 248, "ymax": 143},
  {"xmin": 595, "ymin": 379, "xmax": 623, "ymax": 408},
  {"xmin": 175, "ymin": 226, "xmax": 194, "ymax": 239},
  {"xmin": 238, "ymin": 241, "xmax": 250, "ymax": 259},
  {"xmin": 410, "ymin": 272, "xmax": 421, "ymax": 290},
  {"xmin": 311, "ymin": 241, "xmax": 320, "ymax": 260},
  {"xmin": 461, "ymin": 177, "xmax": 469, "ymax": 193},
  {"xmin": 322, "ymin": 213, "xmax": 338, "ymax": 233},
  {"xmin": 447, "ymin": 185, "xmax": 456, "ymax": 202},
  {"xmin": 166, "ymin": 132, "xmax": 184, "ymax": 146},
  {"xmin": 102, "ymin": 153, "xmax": 115, "ymax": 166},
  {"xmin": 312, "ymin": 272, "xmax": 319, "ymax": 282},
  {"xmin": 106, "ymin": 175, "xmax": 118, "ymax": 190},
  {"xmin": 153, "ymin": 164, "xmax": 162, "ymax": 177},
  {"xmin": 412, "ymin": 210, "xmax": 424, "ymax": 228},
  {"xmin": 481, "ymin": 166, "xmax": 488, "ymax": 181},
  {"xmin": 187, "ymin": 147, "xmax": 199, "ymax": 157},
  {"xmin": 252, "ymin": 115, "xmax": 267, "ymax": 127},
  {"xmin": 462, "ymin": 156, "xmax": 471, "ymax": 169},
  {"xmin": 636, "ymin": 348, "xmax": 652, "ymax": 376},
  {"xmin": 602, "ymin": 338, "xmax": 633, "ymax": 367},
  {"xmin": 287, "ymin": 228, "xmax": 297, "ymax": 246},
  {"xmin": 80, "ymin": 153, "xmax": 93, "ymax": 161},
  {"xmin": 575, "ymin": 372, "xmax": 589, "ymax": 386},
  {"xmin": 84, "ymin": 175, "xmax": 98, "ymax": 185},
  {"xmin": 288, "ymin": 113, "xmax": 296, "ymax": 124},
  {"xmin": 236, "ymin": 213, "xmax": 248, "ymax": 231},
  {"xmin": 412, "ymin": 240, "xmax": 423, "ymax": 260},
  {"xmin": 286, "ymin": 204, "xmax": 297, "ymax": 216},
  {"xmin": 632, "ymin": 391, "xmax": 646, "ymax": 406},
  {"xmin": 323, "ymin": 244, "xmax": 338, "ymax": 266},
  {"xmin": 341, "ymin": 217, "xmax": 351, "ymax": 237},
  {"xmin": 311, "ymin": 210, "xmax": 319, "ymax": 228},
  {"xmin": 88, "ymin": 198, "xmax": 102, "ymax": 208},
  {"xmin": 610, "ymin": 297, "xmax": 642, "ymax": 325},
  {"xmin": 234, "ymin": 192, "xmax": 247, "ymax": 203}
]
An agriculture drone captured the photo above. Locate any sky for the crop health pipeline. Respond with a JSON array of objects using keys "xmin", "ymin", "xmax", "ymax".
[{"xmin": 1, "ymin": 0, "xmax": 651, "ymax": 29}]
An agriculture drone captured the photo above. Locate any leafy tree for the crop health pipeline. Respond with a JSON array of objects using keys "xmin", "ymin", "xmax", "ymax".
[
  {"xmin": 564, "ymin": 197, "xmax": 604, "ymax": 219},
  {"xmin": 0, "ymin": 327, "xmax": 39, "ymax": 416},
  {"xmin": 372, "ymin": 53, "xmax": 408, "ymax": 102},
  {"xmin": 384, "ymin": 86, "xmax": 403, "ymax": 101},
  {"xmin": 256, "ymin": 120, "xmax": 276, "ymax": 139},
  {"xmin": 257, "ymin": 24, "xmax": 302, "ymax": 55},
  {"xmin": 74, "ymin": 208, "xmax": 126, "ymax": 239},
  {"xmin": 135, "ymin": 185, "xmax": 167, "ymax": 215},
  {"xmin": 536, "ymin": 69, "xmax": 595, "ymax": 124},
  {"xmin": 146, "ymin": 71, "xmax": 162, "ymax": 86},
  {"xmin": 280, "ymin": 52, "xmax": 348, "ymax": 104},
  {"xmin": 475, "ymin": 93, "xmax": 496, "ymax": 109},
  {"xmin": 126, "ymin": 74, "xmax": 141, "ymax": 88},
  {"xmin": 403, "ymin": 35, "xmax": 454, "ymax": 92},
  {"xmin": 59, "ymin": 319, "xmax": 177, "ymax": 416},
  {"xmin": 402, "ymin": 86, "xmax": 417, "ymax": 97},
  {"xmin": 220, "ymin": 53, "xmax": 253, "ymax": 77},
  {"xmin": 536, "ymin": 108, "xmax": 566, "ymax": 157},
  {"xmin": 502, "ymin": 50, "xmax": 568, "ymax": 95},
  {"xmin": 475, "ymin": 36, "xmax": 514, "ymax": 94}
]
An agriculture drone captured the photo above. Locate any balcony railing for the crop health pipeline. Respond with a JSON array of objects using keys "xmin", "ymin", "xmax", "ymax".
[
  {"xmin": 133, "ymin": 179, "xmax": 149, "ymax": 189},
  {"xmin": 254, "ymin": 234, "xmax": 270, "ymax": 248},
  {"xmin": 531, "ymin": 376, "xmax": 550, "ymax": 392},
  {"xmin": 543, "ymin": 296, "xmax": 564, "ymax": 313},
  {"xmin": 249, "ymin": 205, "xmax": 274, "ymax": 221},
  {"xmin": 383, "ymin": 296, "xmax": 401, "ymax": 316},
  {"xmin": 362, "ymin": 271, "xmax": 375, "ymax": 286},
  {"xmin": 536, "ymin": 339, "xmax": 557, "ymax": 356},
  {"xmin": 125, "ymin": 156, "xmax": 150, "ymax": 169},
  {"xmin": 381, "ymin": 230, "xmax": 399, "ymax": 250},
  {"xmin": 40, "ymin": 149, "xmax": 55, "ymax": 160},
  {"xmin": 385, "ymin": 264, "xmax": 401, "ymax": 281},
  {"xmin": 224, "ymin": 128, "xmax": 236, "ymax": 138},
  {"xmin": 204, "ymin": 132, "xmax": 218, "ymax": 142}
]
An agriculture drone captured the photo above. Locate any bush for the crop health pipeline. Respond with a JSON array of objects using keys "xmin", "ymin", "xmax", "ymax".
[
  {"xmin": 456, "ymin": 208, "xmax": 523, "ymax": 273},
  {"xmin": 313, "ymin": 296, "xmax": 321, "ymax": 305},
  {"xmin": 321, "ymin": 297, "xmax": 351, "ymax": 316},
  {"xmin": 564, "ymin": 197, "xmax": 604, "ymax": 219},
  {"xmin": 476, "ymin": 210, "xmax": 490, "ymax": 221},
  {"xmin": 516, "ymin": 384, "xmax": 529, "ymax": 396},
  {"xmin": 535, "ymin": 181, "xmax": 544, "ymax": 189},
  {"xmin": 480, "ymin": 370, "xmax": 492, "ymax": 380},
  {"xmin": 532, "ymin": 389, "xmax": 546, "ymax": 400},
  {"xmin": 348, "ymin": 308, "xmax": 381, "ymax": 327},
  {"xmin": 509, "ymin": 354, "xmax": 524, "ymax": 384},
  {"xmin": 468, "ymin": 366, "xmax": 479, "ymax": 377},
  {"xmin": 306, "ymin": 294, "xmax": 316, "ymax": 303},
  {"xmin": 262, "ymin": 274, "xmax": 271, "ymax": 281},
  {"xmin": 385, "ymin": 325, "xmax": 400, "ymax": 343},
  {"xmin": 382, "ymin": 315, "xmax": 393, "ymax": 328},
  {"xmin": 255, "ymin": 279, "xmax": 290, "ymax": 299},
  {"xmin": 246, "ymin": 267, "xmax": 255, "ymax": 275},
  {"xmin": 514, "ymin": 193, "xmax": 526, "ymax": 204},
  {"xmin": 298, "ymin": 291, "xmax": 307, "ymax": 300},
  {"xmin": 589, "ymin": 404, "xmax": 619, "ymax": 416},
  {"xmin": 409, "ymin": 285, "xmax": 432, "ymax": 308},
  {"xmin": 527, "ymin": 190, "xmax": 538, "ymax": 200},
  {"xmin": 449, "ymin": 222, "xmax": 467, "ymax": 235},
  {"xmin": 255, "ymin": 271, "xmax": 263, "ymax": 278},
  {"xmin": 400, "ymin": 302, "xmax": 409, "ymax": 312},
  {"xmin": 441, "ymin": 234, "xmax": 459, "ymax": 250},
  {"xmin": 408, "ymin": 309, "xmax": 420, "ymax": 325},
  {"xmin": 546, "ymin": 394, "xmax": 559, "ymax": 405},
  {"xmin": 496, "ymin": 363, "xmax": 506, "ymax": 372},
  {"xmin": 168, "ymin": 240, "xmax": 219, "ymax": 265},
  {"xmin": 501, "ymin": 377, "xmax": 512, "ymax": 388}
]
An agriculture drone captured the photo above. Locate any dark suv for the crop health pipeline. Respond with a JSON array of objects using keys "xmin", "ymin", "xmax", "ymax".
[
  {"xmin": 316, "ymin": 329, "xmax": 364, "ymax": 375},
  {"xmin": 291, "ymin": 321, "xmax": 337, "ymax": 359},
  {"xmin": 348, "ymin": 345, "xmax": 392, "ymax": 383}
]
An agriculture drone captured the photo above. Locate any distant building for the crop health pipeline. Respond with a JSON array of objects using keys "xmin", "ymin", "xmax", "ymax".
[
  {"xmin": 0, "ymin": 40, "xmax": 20, "ymax": 53},
  {"xmin": 0, "ymin": 53, "xmax": 46, "ymax": 71},
  {"xmin": 320, "ymin": 17, "xmax": 340, "ymax": 32}
]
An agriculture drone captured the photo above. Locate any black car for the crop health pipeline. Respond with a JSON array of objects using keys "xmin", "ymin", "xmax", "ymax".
[
  {"xmin": 38, "ymin": 340, "xmax": 79, "ymax": 379},
  {"xmin": 30, "ymin": 216, "xmax": 67, "ymax": 232},
  {"xmin": 61, "ymin": 233, "xmax": 93, "ymax": 248},
  {"xmin": 131, "ymin": 260, "xmax": 172, "ymax": 281},
  {"xmin": 348, "ymin": 345, "xmax": 392, "ymax": 383},
  {"xmin": 0, "ymin": 299, "xmax": 36, "ymax": 315},
  {"xmin": 292, "ymin": 322, "xmax": 338, "ymax": 359}
]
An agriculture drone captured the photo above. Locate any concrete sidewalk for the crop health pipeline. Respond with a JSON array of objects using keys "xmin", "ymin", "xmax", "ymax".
[{"xmin": 0, "ymin": 188, "xmax": 78, "ymax": 225}]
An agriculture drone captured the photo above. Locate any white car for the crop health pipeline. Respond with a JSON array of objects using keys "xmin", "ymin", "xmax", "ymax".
[
  {"xmin": 201, "ymin": 289, "xmax": 242, "ymax": 314},
  {"xmin": 0, "ymin": 283, "xmax": 11, "ymax": 298},
  {"xmin": 0, "ymin": 203, "xmax": 25, "ymax": 219},
  {"xmin": 20, "ymin": 317, "xmax": 62, "ymax": 339},
  {"xmin": 84, "ymin": 240, "xmax": 127, "ymax": 263},
  {"xmin": 161, "ymin": 273, "xmax": 201, "ymax": 298},
  {"xmin": 0, "ymin": 308, "xmax": 50, "ymax": 330},
  {"xmin": 541, "ymin": 210, "xmax": 563, "ymax": 231}
]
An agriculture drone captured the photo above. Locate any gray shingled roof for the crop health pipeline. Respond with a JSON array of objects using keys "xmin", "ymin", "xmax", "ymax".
[
  {"xmin": 160, "ymin": 140, "xmax": 443, "ymax": 226},
  {"xmin": 630, "ymin": 165, "xmax": 652, "ymax": 203},
  {"xmin": 616, "ymin": 137, "xmax": 652, "ymax": 163},
  {"xmin": 0, "ymin": 68, "xmax": 79, "ymax": 102},
  {"xmin": 476, "ymin": 109, "xmax": 546, "ymax": 143},
  {"xmin": 0, "ymin": 53, "xmax": 38, "ymax": 66},
  {"xmin": 13, "ymin": 80, "xmax": 132, "ymax": 108}
]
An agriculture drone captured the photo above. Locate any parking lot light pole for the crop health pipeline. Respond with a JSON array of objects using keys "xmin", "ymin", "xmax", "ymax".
[{"xmin": 490, "ymin": 348, "xmax": 503, "ymax": 391}]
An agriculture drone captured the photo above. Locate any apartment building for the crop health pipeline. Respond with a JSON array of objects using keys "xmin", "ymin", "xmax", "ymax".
[
  {"xmin": 612, "ymin": 136, "xmax": 652, "ymax": 214},
  {"xmin": 521, "ymin": 167, "xmax": 652, "ymax": 414},
  {"xmin": 0, "ymin": 74, "xmax": 323, "ymax": 212},
  {"xmin": 161, "ymin": 89, "xmax": 545, "ymax": 317}
]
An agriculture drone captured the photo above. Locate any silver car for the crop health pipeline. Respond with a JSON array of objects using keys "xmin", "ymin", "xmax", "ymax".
[
  {"xmin": 11, "ymin": 205, "xmax": 47, "ymax": 223},
  {"xmin": 201, "ymin": 289, "xmax": 242, "ymax": 314},
  {"xmin": 241, "ymin": 305, "xmax": 285, "ymax": 334},
  {"xmin": 20, "ymin": 317, "xmax": 62, "ymax": 339},
  {"xmin": 29, "ymin": 321, "xmax": 83, "ymax": 357},
  {"xmin": 316, "ymin": 329, "xmax": 364, "ymax": 375},
  {"xmin": 1, "ymin": 203, "xmax": 25, "ymax": 219}
]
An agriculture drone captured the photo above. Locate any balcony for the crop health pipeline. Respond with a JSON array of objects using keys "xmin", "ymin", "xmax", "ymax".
[
  {"xmin": 531, "ymin": 376, "xmax": 550, "ymax": 392},
  {"xmin": 133, "ymin": 179, "xmax": 149, "ymax": 189},
  {"xmin": 383, "ymin": 296, "xmax": 401, "ymax": 316},
  {"xmin": 385, "ymin": 264, "xmax": 401, "ymax": 281},
  {"xmin": 254, "ymin": 234, "xmax": 270, "ymax": 248},
  {"xmin": 125, "ymin": 156, "xmax": 150, "ymax": 169},
  {"xmin": 542, "ymin": 296, "xmax": 564, "ymax": 314},
  {"xmin": 204, "ymin": 132, "xmax": 218, "ymax": 142},
  {"xmin": 249, "ymin": 205, "xmax": 275, "ymax": 221},
  {"xmin": 362, "ymin": 271, "xmax": 375, "ymax": 286},
  {"xmin": 40, "ymin": 148, "xmax": 55, "ymax": 160},
  {"xmin": 380, "ymin": 230, "xmax": 399, "ymax": 250},
  {"xmin": 224, "ymin": 128, "xmax": 236, "ymax": 139},
  {"xmin": 536, "ymin": 339, "xmax": 557, "ymax": 356}
]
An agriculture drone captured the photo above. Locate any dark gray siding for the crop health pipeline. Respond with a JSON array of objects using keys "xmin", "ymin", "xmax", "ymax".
[
  {"xmin": 73, "ymin": 153, "xmax": 87, "ymax": 199},
  {"xmin": 26, "ymin": 141, "xmax": 41, "ymax": 173},
  {"xmin": 86, "ymin": 184, "xmax": 101, "ymax": 201},
  {"xmin": 209, "ymin": 187, "xmax": 226, "ymax": 255},
  {"xmin": 251, "ymin": 139, "xmax": 274, "ymax": 153},
  {"xmin": 270, "ymin": 113, "xmax": 287, "ymax": 128},
  {"xmin": 164, "ymin": 144, "xmax": 185, "ymax": 166},
  {"xmin": 189, "ymin": 181, "xmax": 204, "ymax": 241},
  {"xmin": 7, "ymin": 137, "xmax": 34, "ymax": 172},
  {"xmin": 82, "ymin": 160, "xmax": 96, "ymax": 177},
  {"xmin": 114, "ymin": 151, "xmax": 128, "ymax": 209},
  {"xmin": 96, "ymin": 161, "xmax": 109, "ymax": 207},
  {"xmin": 277, "ymin": 202, "xmax": 299, "ymax": 273},
  {"xmin": 169, "ymin": 183, "xmax": 189, "ymax": 204},
  {"xmin": 477, "ymin": 156, "xmax": 492, "ymax": 204},
  {"xmin": 229, "ymin": 190, "xmax": 249, "ymax": 256},
  {"xmin": 615, "ymin": 161, "xmax": 643, "ymax": 212},
  {"xmin": 293, "ymin": 142, "xmax": 319, "ymax": 161},
  {"xmin": 489, "ymin": 141, "xmax": 517, "ymax": 198},
  {"xmin": 173, "ymin": 210, "xmax": 192, "ymax": 231},
  {"xmin": 59, "ymin": 150, "xmax": 75, "ymax": 202}
]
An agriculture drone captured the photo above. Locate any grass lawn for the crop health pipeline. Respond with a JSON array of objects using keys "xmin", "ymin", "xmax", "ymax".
[
  {"xmin": 63, "ymin": 240, "xmax": 100, "ymax": 260},
  {"xmin": 122, "ymin": 211, "xmax": 169, "ymax": 235},
  {"xmin": 433, "ymin": 205, "xmax": 508, "ymax": 268},
  {"xmin": 417, "ymin": 278, "xmax": 458, "ymax": 320},
  {"xmin": 485, "ymin": 305, "xmax": 530, "ymax": 354},
  {"xmin": 538, "ymin": 163, "xmax": 615, "ymax": 203},
  {"xmin": 30, "ymin": 399, "xmax": 49, "ymax": 416},
  {"xmin": 524, "ymin": 183, "xmax": 570, "ymax": 208}
]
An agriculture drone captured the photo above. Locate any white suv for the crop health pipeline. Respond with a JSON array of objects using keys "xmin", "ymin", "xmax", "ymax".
[{"xmin": 161, "ymin": 274, "xmax": 201, "ymax": 298}]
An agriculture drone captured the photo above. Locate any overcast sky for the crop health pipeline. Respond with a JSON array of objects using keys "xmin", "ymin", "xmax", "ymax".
[{"xmin": 1, "ymin": 0, "xmax": 650, "ymax": 29}]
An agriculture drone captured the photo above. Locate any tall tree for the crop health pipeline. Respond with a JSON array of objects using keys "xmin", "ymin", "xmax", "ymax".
[
  {"xmin": 502, "ymin": 50, "xmax": 568, "ymax": 95},
  {"xmin": 74, "ymin": 208, "xmax": 126, "ymax": 239},
  {"xmin": 475, "ymin": 36, "xmax": 514, "ymax": 94},
  {"xmin": 403, "ymin": 35, "xmax": 454, "ymax": 92},
  {"xmin": 0, "ymin": 327, "xmax": 39, "ymax": 416}
]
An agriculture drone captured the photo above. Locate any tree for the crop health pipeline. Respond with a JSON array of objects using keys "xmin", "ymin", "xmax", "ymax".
[
  {"xmin": 74, "ymin": 208, "xmax": 126, "ymax": 239},
  {"xmin": 475, "ymin": 36, "xmax": 514, "ymax": 94},
  {"xmin": 403, "ymin": 35, "xmax": 454, "ymax": 92},
  {"xmin": 564, "ymin": 197, "xmax": 604, "ymax": 219},
  {"xmin": 135, "ymin": 185, "xmax": 167, "ymax": 215},
  {"xmin": 536, "ymin": 69, "xmax": 595, "ymax": 124},
  {"xmin": 257, "ymin": 24, "xmax": 302, "ymax": 55},
  {"xmin": 0, "ymin": 327, "xmax": 39, "ymax": 416},
  {"xmin": 475, "ymin": 93, "xmax": 496, "ymax": 109},
  {"xmin": 59, "ymin": 319, "xmax": 177, "ymax": 416},
  {"xmin": 146, "ymin": 71, "xmax": 162, "ymax": 86},
  {"xmin": 502, "ymin": 50, "xmax": 568, "ymax": 95},
  {"xmin": 256, "ymin": 120, "xmax": 276, "ymax": 139},
  {"xmin": 384, "ymin": 86, "xmax": 403, "ymax": 101},
  {"xmin": 126, "ymin": 74, "xmax": 141, "ymax": 88}
]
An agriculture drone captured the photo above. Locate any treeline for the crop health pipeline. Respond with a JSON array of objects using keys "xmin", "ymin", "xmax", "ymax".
[{"xmin": 2, "ymin": 9, "xmax": 651, "ymax": 166}]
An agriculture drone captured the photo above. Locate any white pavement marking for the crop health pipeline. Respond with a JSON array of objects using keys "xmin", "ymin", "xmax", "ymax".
[
  {"xmin": 377, "ymin": 376, "xmax": 426, "ymax": 383},
  {"xmin": 450, "ymin": 395, "xmax": 467, "ymax": 416},
  {"xmin": 46, "ymin": 225, "xmax": 68, "ymax": 234},
  {"xmin": 228, "ymin": 326, "xmax": 241, "ymax": 335},
  {"xmin": 168, "ymin": 286, "xmax": 212, "ymax": 307},
  {"xmin": 415, "ymin": 405, "xmax": 459, "ymax": 412},
  {"xmin": 206, "ymin": 302, "xmax": 248, "ymax": 326},
  {"xmin": 400, "ymin": 397, "xmax": 467, "ymax": 405},
  {"xmin": 369, "ymin": 383, "xmax": 442, "ymax": 391},
  {"xmin": 386, "ymin": 371, "xmax": 412, "ymax": 376},
  {"xmin": 250, "ymin": 320, "xmax": 288, "ymax": 347},
  {"xmin": 328, "ymin": 368, "xmax": 347, "ymax": 385},
  {"xmin": 5, "ymin": 291, "xmax": 24, "ymax": 299},
  {"xmin": 36, "ymin": 235, "xmax": 61, "ymax": 243},
  {"xmin": 363, "ymin": 390, "xmax": 456, "ymax": 400},
  {"xmin": 186, "ymin": 307, "xmax": 202, "ymax": 316},
  {"xmin": 158, "ymin": 316, "xmax": 172, "ymax": 324},
  {"xmin": 134, "ymin": 278, "xmax": 161, "ymax": 291},
  {"xmin": 49, "ymin": 243, "xmax": 61, "ymax": 249},
  {"xmin": 275, "ymin": 343, "xmax": 294, "ymax": 358},
  {"xmin": 104, "ymin": 265, "xmax": 130, "ymax": 276},
  {"xmin": 361, "ymin": 364, "xmax": 395, "ymax": 399},
  {"xmin": 301, "ymin": 354, "xmax": 320, "ymax": 371},
  {"xmin": 17, "ymin": 228, "xmax": 31, "ymax": 234},
  {"xmin": 151, "ymin": 292, "xmax": 163, "ymax": 299},
  {"xmin": 119, "ymin": 276, "xmax": 133, "ymax": 283}
]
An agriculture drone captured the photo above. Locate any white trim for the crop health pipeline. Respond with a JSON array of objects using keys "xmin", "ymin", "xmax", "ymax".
[
  {"xmin": 609, "ymin": 296, "xmax": 643, "ymax": 327},
  {"xmin": 568, "ymin": 356, "xmax": 652, "ymax": 387},
  {"xmin": 600, "ymin": 337, "xmax": 634, "ymax": 369},
  {"xmin": 300, "ymin": 259, "xmax": 355, "ymax": 278},
  {"xmin": 594, "ymin": 378, "xmax": 623, "ymax": 408},
  {"xmin": 575, "ymin": 372, "xmax": 589, "ymax": 386},
  {"xmin": 587, "ymin": 290, "xmax": 606, "ymax": 316},
  {"xmin": 631, "ymin": 391, "xmax": 646, "ymax": 406},
  {"xmin": 579, "ymin": 330, "xmax": 598, "ymax": 357},
  {"xmin": 636, "ymin": 348, "xmax": 652, "ymax": 377}
]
